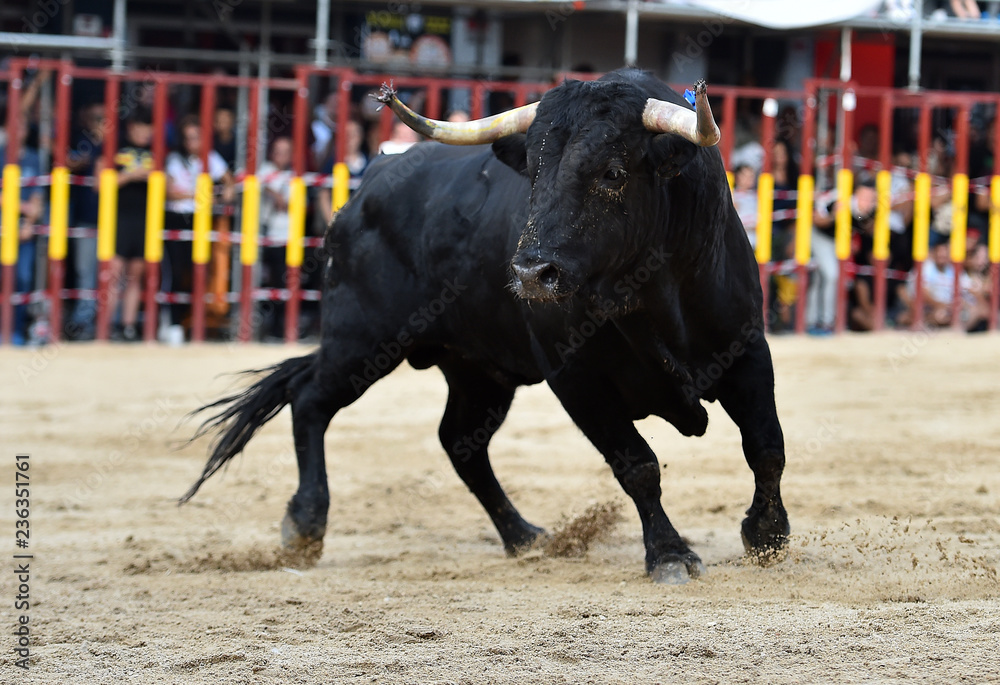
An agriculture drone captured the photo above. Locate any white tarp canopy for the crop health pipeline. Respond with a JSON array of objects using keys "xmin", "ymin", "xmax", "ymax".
[{"xmin": 661, "ymin": 0, "xmax": 886, "ymax": 29}]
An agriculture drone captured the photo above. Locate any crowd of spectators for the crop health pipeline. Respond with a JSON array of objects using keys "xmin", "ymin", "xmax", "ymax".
[
  {"xmin": 729, "ymin": 103, "xmax": 996, "ymax": 334},
  {"xmin": 1, "ymin": 65, "xmax": 997, "ymax": 345},
  {"xmin": 0, "ymin": 70, "xmax": 400, "ymax": 345}
]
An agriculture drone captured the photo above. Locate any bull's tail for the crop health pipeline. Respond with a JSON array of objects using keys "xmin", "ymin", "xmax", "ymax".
[{"xmin": 180, "ymin": 353, "xmax": 317, "ymax": 503}]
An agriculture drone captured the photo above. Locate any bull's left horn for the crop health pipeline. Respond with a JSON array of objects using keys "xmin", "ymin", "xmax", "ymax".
[
  {"xmin": 641, "ymin": 79, "xmax": 720, "ymax": 147},
  {"xmin": 374, "ymin": 83, "xmax": 538, "ymax": 145}
]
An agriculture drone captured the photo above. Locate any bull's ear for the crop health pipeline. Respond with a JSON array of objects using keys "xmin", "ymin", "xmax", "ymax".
[
  {"xmin": 649, "ymin": 134, "xmax": 699, "ymax": 179},
  {"xmin": 492, "ymin": 134, "xmax": 528, "ymax": 176}
]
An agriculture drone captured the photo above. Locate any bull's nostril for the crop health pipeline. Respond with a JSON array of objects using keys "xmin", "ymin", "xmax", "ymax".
[
  {"xmin": 537, "ymin": 265, "xmax": 559, "ymax": 287},
  {"xmin": 513, "ymin": 260, "xmax": 561, "ymax": 297}
]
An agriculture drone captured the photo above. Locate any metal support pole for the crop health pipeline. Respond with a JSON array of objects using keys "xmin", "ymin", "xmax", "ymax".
[
  {"xmin": 840, "ymin": 27, "xmax": 852, "ymax": 82},
  {"xmin": 111, "ymin": 0, "xmax": 127, "ymax": 72},
  {"xmin": 315, "ymin": 0, "xmax": 331, "ymax": 66},
  {"xmin": 625, "ymin": 0, "xmax": 639, "ymax": 67},
  {"xmin": 909, "ymin": 0, "xmax": 924, "ymax": 91},
  {"xmin": 257, "ymin": 0, "xmax": 273, "ymax": 173}
]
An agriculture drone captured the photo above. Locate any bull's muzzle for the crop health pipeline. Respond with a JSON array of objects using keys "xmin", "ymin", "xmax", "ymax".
[{"xmin": 511, "ymin": 256, "xmax": 564, "ymax": 301}]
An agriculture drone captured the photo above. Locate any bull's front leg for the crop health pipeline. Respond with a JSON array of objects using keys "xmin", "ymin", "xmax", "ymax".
[
  {"xmin": 548, "ymin": 370, "xmax": 705, "ymax": 584},
  {"xmin": 717, "ymin": 337, "xmax": 790, "ymax": 558}
]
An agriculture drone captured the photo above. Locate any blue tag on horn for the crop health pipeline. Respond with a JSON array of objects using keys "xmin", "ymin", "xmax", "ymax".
[{"xmin": 683, "ymin": 89, "xmax": 697, "ymax": 107}]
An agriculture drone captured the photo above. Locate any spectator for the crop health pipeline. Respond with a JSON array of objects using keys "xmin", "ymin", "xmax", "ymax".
[
  {"xmin": 96, "ymin": 108, "xmax": 154, "ymax": 342},
  {"xmin": 770, "ymin": 140, "xmax": 799, "ymax": 331},
  {"xmin": 808, "ymin": 194, "xmax": 841, "ymax": 334},
  {"xmin": 311, "ymin": 92, "xmax": 338, "ymax": 169},
  {"xmin": 949, "ymin": 0, "xmax": 983, "ymax": 19},
  {"xmin": 163, "ymin": 115, "xmax": 233, "ymax": 345},
  {"xmin": 731, "ymin": 116, "xmax": 764, "ymax": 174},
  {"xmin": 0, "ymin": 123, "xmax": 44, "ymax": 345},
  {"xmin": 379, "ymin": 120, "xmax": 420, "ymax": 155},
  {"xmin": 908, "ymin": 232, "xmax": 974, "ymax": 327},
  {"xmin": 213, "ymin": 107, "xmax": 237, "ymax": 172},
  {"xmin": 731, "ymin": 164, "xmax": 758, "ymax": 247},
  {"xmin": 855, "ymin": 124, "xmax": 880, "ymax": 171},
  {"xmin": 847, "ymin": 175, "xmax": 911, "ymax": 330},
  {"xmin": 65, "ymin": 102, "xmax": 105, "ymax": 340},
  {"xmin": 889, "ymin": 148, "xmax": 916, "ymax": 235},
  {"xmin": 964, "ymin": 239, "xmax": 991, "ymax": 332},
  {"xmin": 446, "ymin": 109, "xmax": 471, "ymax": 123},
  {"xmin": 319, "ymin": 119, "xmax": 369, "ymax": 224},
  {"xmin": 257, "ymin": 136, "xmax": 295, "ymax": 341}
]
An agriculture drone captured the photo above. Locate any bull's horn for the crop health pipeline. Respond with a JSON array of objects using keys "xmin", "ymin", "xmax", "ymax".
[
  {"xmin": 373, "ymin": 83, "xmax": 537, "ymax": 145},
  {"xmin": 641, "ymin": 80, "xmax": 720, "ymax": 147}
]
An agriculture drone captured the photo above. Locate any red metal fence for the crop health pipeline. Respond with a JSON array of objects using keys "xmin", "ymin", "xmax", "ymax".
[{"xmin": 1, "ymin": 61, "xmax": 998, "ymax": 346}]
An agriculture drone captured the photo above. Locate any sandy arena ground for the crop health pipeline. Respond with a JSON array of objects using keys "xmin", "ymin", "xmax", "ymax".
[{"xmin": 2, "ymin": 332, "xmax": 999, "ymax": 683}]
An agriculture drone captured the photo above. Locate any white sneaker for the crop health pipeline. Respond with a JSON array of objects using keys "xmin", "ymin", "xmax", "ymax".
[{"xmin": 166, "ymin": 324, "xmax": 185, "ymax": 347}]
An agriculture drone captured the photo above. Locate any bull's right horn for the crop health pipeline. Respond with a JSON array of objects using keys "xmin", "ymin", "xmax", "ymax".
[
  {"xmin": 642, "ymin": 79, "xmax": 720, "ymax": 147},
  {"xmin": 373, "ymin": 83, "xmax": 538, "ymax": 145}
]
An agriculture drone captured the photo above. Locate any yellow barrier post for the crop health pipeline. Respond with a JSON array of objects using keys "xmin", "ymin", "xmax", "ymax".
[
  {"xmin": 47, "ymin": 166, "xmax": 71, "ymax": 341},
  {"xmin": 949, "ymin": 173, "xmax": 969, "ymax": 329},
  {"xmin": 285, "ymin": 176, "xmax": 307, "ymax": 343},
  {"xmin": 333, "ymin": 162, "xmax": 351, "ymax": 213},
  {"xmin": 94, "ymin": 167, "xmax": 119, "ymax": 341},
  {"xmin": 238, "ymin": 174, "xmax": 260, "ymax": 342},
  {"xmin": 834, "ymin": 168, "xmax": 854, "ymax": 261},
  {"xmin": 1, "ymin": 165, "xmax": 20, "ymax": 266},
  {"xmin": 989, "ymin": 176, "xmax": 1000, "ymax": 331},
  {"xmin": 1, "ymin": 164, "xmax": 22, "ymax": 345},
  {"xmin": 142, "ymin": 170, "xmax": 166, "ymax": 342},
  {"xmin": 755, "ymin": 172, "xmax": 774, "ymax": 265},
  {"xmin": 190, "ymin": 172, "xmax": 214, "ymax": 342}
]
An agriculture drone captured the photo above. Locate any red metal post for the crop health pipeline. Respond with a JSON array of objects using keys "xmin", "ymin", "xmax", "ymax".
[
  {"xmin": 190, "ymin": 80, "xmax": 216, "ymax": 343},
  {"xmin": 950, "ymin": 104, "xmax": 970, "ymax": 331},
  {"xmin": 238, "ymin": 82, "xmax": 260, "ymax": 343},
  {"xmin": 794, "ymin": 88, "xmax": 817, "ymax": 335},
  {"xmin": 44, "ymin": 62, "xmax": 72, "ymax": 343},
  {"xmin": 286, "ymin": 69, "xmax": 310, "ymax": 343},
  {"xmin": 1, "ymin": 62, "xmax": 25, "ymax": 346},
  {"xmin": 911, "ymin": 103, "xmax": 932, "ymax": 331},
  {"xmin": 335, "ymin": 75, "xmax": 352, "ymax": 166},
  {"xmin": 872, "ymin": 94, "xmax": 893, "ymax": 332},
  {"xmin": 833, "ymin": 89, "xmax": 855, "ymax": 334},
  {"xmin": 426, "ymin": 84, "xmax": 442, "ymax": 120},
  {"xmin": 471, "ymin": 82, "xmax": 485, "ymax": 120},
  {"xmin": 95, "ymin": 75, "xmax": 120, "ymax": 342},
  {"xmin": 143, "ymin": 80, "xmax": 168, "ymax": 343},
  {"xmin": 720, "ymin": 92, "xmax": 736, "ymax": 171},
  {"xmin": 758, "ymin": 103, "xmax": 776, "ymax": 330}
]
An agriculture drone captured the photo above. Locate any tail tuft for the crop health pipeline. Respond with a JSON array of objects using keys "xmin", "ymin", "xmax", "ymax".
[{"xmin": 180, "ymin": 353, "xmax": 315, "ymax": 503}]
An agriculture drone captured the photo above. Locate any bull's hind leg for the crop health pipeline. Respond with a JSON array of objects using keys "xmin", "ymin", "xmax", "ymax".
[
  {"xmin": 283, "ymin": 320, "xmax": 407, "ymax": 561},
  {"xmin": 438, "ymin": 358, "xmax": 546, "ymax": 555},
  {"xmin": 547, "ymin": 370, "xmax": 704, "ymax": 584},
  {"xmin": 716, "ymin": 338, "xmax": 790, "ymax": 558}
]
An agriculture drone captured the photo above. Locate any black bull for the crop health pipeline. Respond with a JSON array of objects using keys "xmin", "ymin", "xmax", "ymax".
[{"xmin": 185, "ymin": 68, "xmax": 789, "ymax": 584}]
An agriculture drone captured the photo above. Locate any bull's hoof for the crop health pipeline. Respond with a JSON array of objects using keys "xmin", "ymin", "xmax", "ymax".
[
  {"xmin": 280, "ymin": 511, "xmax": 325, "ymax": 568},
  {"xmin": 504, "ymin": 523, "xmax": 550, "ymax": 557},
  {"xmin": 741, "ymin": 503, "xmax": 790, "ymax": 563},
  {"xmin": 648, "ymin": 552, "xmax": 706, "ymax": 584}
]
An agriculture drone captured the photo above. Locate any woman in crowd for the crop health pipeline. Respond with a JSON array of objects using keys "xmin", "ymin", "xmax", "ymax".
[{"xmin": 163, "ymin": 115, "xmax": 233, "ymax": 344}]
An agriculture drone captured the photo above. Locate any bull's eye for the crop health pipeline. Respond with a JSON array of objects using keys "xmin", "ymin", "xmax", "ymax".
[{"xmin": 604, "ymin": 167, "xmax": 626, "ymax": 183}]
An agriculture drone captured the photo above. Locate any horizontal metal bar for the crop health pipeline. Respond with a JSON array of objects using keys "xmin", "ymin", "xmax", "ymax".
[{"xmin": 0, "ymin": 32, "xmax": 116, "ymax": 51}]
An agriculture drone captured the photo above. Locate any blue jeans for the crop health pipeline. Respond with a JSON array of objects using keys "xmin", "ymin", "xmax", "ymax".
[
  {"xmin": 13, "ymin": 239, "xmax": 36, "ymax": 343},
  {"xmin": 68, "ymin": 231, "xmax": 98, "ymax": 336}
]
